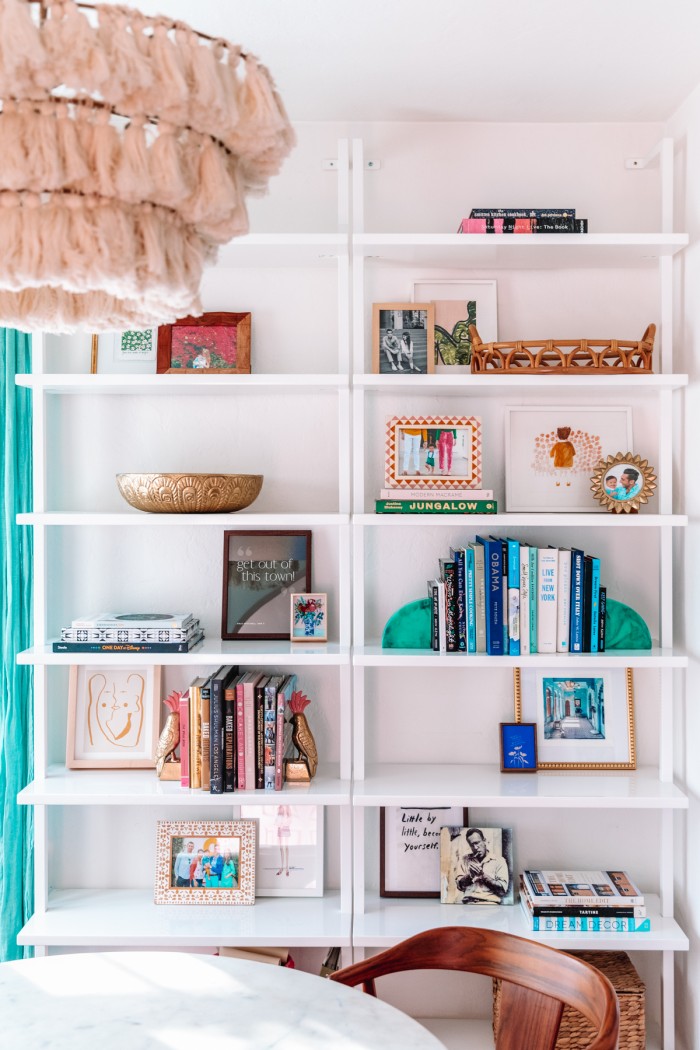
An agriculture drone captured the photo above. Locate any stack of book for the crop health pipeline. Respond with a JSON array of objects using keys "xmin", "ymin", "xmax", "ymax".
[
  {"xmin": 54, "ymin": 612, "xmax": 204, "ymax": 653},
  {"xmin": 458, "ymin": 208, "xmax": 588, "ymax": 234},
  {"xmin": 520, "ymin": 869, "xmax": 649, "ymax": 933},
  {"xmin": 429, "ymin": 538, "xmax": 606, "ymax": 655},
  {"xmin": 181, "ymin": 668, "xmax": 300, "ymax": 793},
  {"xmin": 376, "ymin": 488, "xmax": 497, "ymax": 515}
]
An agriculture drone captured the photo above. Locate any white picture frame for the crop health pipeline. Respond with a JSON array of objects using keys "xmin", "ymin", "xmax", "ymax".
[
  {"xmin": 92, "ymin": 329, "xmax": 157, "ymax": 374},
  {"xmin": 66, "ymin": 665, "xmax": 162, "ymax": 769},
  {"xmin": 411, "ymin": 279, "xmax": 497, "ymax": 373},
  {"xmin": 239, "ymin": 804, "xmax": 324, "ymax": 897},
  {"xmin": 504, "ymin": 406, "xmax": 633, "ymax": 512}
]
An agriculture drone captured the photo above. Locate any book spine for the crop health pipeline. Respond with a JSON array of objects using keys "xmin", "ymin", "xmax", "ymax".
[
  {"xmin": 255, "ymin": 680, "xmax": 266, "ymax": 790},
  {"xmin": 209, "ymin": 681, "xmax": 224, "ymax": 794},
  {"xmin": 190, "ymin": 684, "xmax": 201, "ymax": 791},
  {"xmin": 480, "ymin": 538, "xmax": 503, "ymax": 655},
  {"xmin": 519, "ymin": 545, "xmax": 530, "ymax": 656},
  {"xmin": 451, "ymin": 548, "xmax": 467, "ymax": 652},
  {"xmin": 428, "ymin": 580, "xmax": 439, "ymax": 651},
  {"xmin": 465, "ymin": 546, "xmax": 476, "ymax": 654},
  {"xmin": 224, "ymin": 686, "xmax": 236, "ymax": 792},
  {"xmin": 556, "ymin": 549, "xmax": 572, "ymax": 653},
  {"xmin": 536, "ymin": 548, "xmax": 558, "ymax": 654},
  {"xmin": 380, "ymin": 488, "xmax": 494, "ymax": 500},
  {"xmin": 276, "ymin": 676, "xmax": 295, "ymax": 791},
  {"xmin": 582, "ymin": 556, "xmax": 593, "ymax": 653},
  {"xmin": 244, "ymin": 676, "xmax": 256, "ymax": 790},
  {"xmin": 52, "ymin": 636, "xmax": 202, "ymax": 653},
  {"xmin": 441, "ymin": 560, "xmax": 458, "ymax": 653},
  {"xmin": 528, "ymin": 547, "xmax": 538, "ymax": 653},
  {"xmin": 236, "ymin": 678, "xmax": 246, "ymax": 789},
  {"xmin": 507, "ymin": 539, "xmax": 520, "ymax": 656},
  {"xmin": 469, "ymin": 208, "xmax": 576, "ymax": 219},
  {"xmin": 375, "ymin": 499, "xmax": 497, "ymax": 514},
  {"xmin": 71, "ymin": 615, "xmax": 196, "ymax": 630},
  {"xmin": 60, "ymin": 626, "xmax": 198, "ymax": 642},
  {"xmin": 200, "ymin": 683, "xmax": 211, "ymax": 792},
  {"xmin": 525, "ymin": 909, "xmax": 650, "ymax": 933},
  {"xmin": 179, "ymin": 693, "xmax": 190, "ymax": 788},
  {"xmin": 473, "ymin": 543, "xmax": 486, "ymax": 654},
  {"xmin": 598, "ymin": 586, "xmax": 607, "ymax": 652},
  {"xmin": 569, "ymin": 549, "xmax": 584, "ymax": 652},
  {"xmin": 436, "ymin": 579, "xmax": 447, "ymax": 652},
  {"xmin": 523, "ymin": 871, "xmax": 645, "ymax": 907},
  {"xmin": 264, "ymin": 682, "xmax": 277, "ymax": 789},
  {"xmin": 575, "ymin": 218, "xmax": 588, "ymax": 232},
  {"xmin": 590, "ymin": 557, "xmax": 601, "ymax": 654},
  {"xmin": 532, "ymin": 218, "xmax": 576, "ymax": 233},
  {"xmin": 523, "ymin": 901, "xmax": 647, "ymax": 918}
]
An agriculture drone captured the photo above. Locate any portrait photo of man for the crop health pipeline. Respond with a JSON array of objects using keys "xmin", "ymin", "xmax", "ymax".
[{"xmin": 440, "ymin": 826, "xmax": 514, "ymax": 905}]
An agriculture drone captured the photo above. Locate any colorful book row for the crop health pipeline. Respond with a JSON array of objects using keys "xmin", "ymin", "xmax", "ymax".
[
  {"xmin": 458, "ymin": 216, "xmax": 588, "ymax": 234},
  {"xmin": 519, "ymin": 899, "xmax": 650, "ymax": 933}
]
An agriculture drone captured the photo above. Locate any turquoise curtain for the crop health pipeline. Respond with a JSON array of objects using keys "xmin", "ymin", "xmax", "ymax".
[{"xmin": 0, "ymin": 330, "xmax": 33, "ymax": 960}]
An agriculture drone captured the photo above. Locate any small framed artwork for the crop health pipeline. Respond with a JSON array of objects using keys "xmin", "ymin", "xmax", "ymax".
[
  {"xmin": 514, "ymin": 667, "xmax": 636, "ymax": 770},
  {"xmin": 412, "ymin": 279, "xmax": 497, "ymax": 372},
  {"xmin": 505, "ymin": 406, "xmax": 633, "ymax": 512},
  {"xmin": 590, "ymin": 452, "xmax": 657, "ymax": 514},
  {"xmin": 385, "ymin": 415, "xmax": 483, "ymax": 490},
  {"xmin": 239, "ymin": 804, "xmax": 324, "ymax": 897},
  {"xmin": 154, "ymin": 819, "xmax": 255, "ymax": 905},
  {"xmin": 372, "ymin": 302, "xmax": 435, "ymax": 375},
  {"xmin": 500, "ymin": 722, "xmax": 537, "ymax": 773},
  {"xmin": 157, "ymin": 312, "xmax": 251, "ymax": 374},
  {"xmin": 380, "ymin": 806, "xmax": 468, "ymax": 898},
  {"xmin": 222, "ymin": 530, "xmax": 312, "ymax": 640},
  {"xmin": 440, "ymin": 826, "xmax": 514, "ymax": 905},
  {"xmin": 291, "ymin": 593, "xmax": 328, "ymax": 642},
  {"xmin": 66, "ymin": 665, "xmax": 162, "ymax": 769},
  {"xmin": 90, "ymin": 329, "xmax": 157, "ymax": 374}
]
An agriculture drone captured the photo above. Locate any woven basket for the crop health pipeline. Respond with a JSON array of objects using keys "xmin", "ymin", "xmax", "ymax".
[
  {"xmin": 470, "ymin": 323, "xmax": 655, "ymax": 374},
  {"xmin": 492, "ymin": 950, "xmax": 645, "ymax": 1049}
]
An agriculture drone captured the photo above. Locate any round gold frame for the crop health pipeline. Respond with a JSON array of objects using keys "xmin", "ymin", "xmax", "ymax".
[{"xmin": 590, "ymin": 452, "xmax": 657, "ymax": 514}]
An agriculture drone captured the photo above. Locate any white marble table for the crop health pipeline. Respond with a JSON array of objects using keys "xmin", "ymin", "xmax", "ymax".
[{"xmin": 0, "ymin": 950, "xmax": 445, "ymax": 1049}]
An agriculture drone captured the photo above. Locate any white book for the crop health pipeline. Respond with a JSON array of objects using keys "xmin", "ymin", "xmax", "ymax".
[
  {"xmin": 519, "ymin": 545, "xmax": 531, "ymax": 655},
  {"xmin": 472, "ymin": 543, "xmax": 487, "ymax": 653},
  {"xmin": 71, "ymin": 611, "xmax": 196, "ymax": 630},
  {"xmin": 436, "ymin": 578, "xmax": 447, "ymax": 652},
  {"xmin": 380, "ymin": 487, "xmax": 494, "ymax": 500},
  {"xmin": 536, "ymin": 548, "xmax": 558, "ymax": 654},
  {"xmin": 556, "ymin": 548, "xmax": 572, "ymax": 653}
]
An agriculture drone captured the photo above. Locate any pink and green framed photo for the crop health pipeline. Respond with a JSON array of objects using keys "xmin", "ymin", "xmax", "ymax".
[
  {"xmin": 157, "ymin": 312, "xmax": 251, "ymax": 374},
  {"xmin": 291, "ymin": 593, "xmax": 328, "ymax": 642}
]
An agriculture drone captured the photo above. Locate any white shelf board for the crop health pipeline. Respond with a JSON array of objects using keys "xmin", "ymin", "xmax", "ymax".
[
  {"xmin": 16, "ymin": 373, "xmax": 349, "ymax": 394},
  {"xmin": 217, "ymin": 232, "xmax": 347, "ymax": 267},
  {"xmin": 17, "ymin": 512, "xmax": 349, "ymax": 527},
  {"xmin": 17, "ymin": 888, "xmax": 350, "ymax": 947},
  {"xmin": 356, "ymin": 513, "xmax": 687, "ymax": 527},
  {"xmin": 353, "ymin": 764, "xmax": 688, "ymax": 809},
  {"xmin": 353, "ymin": 894, "xmax": 688, "ymax": 952},
  {"xmin": 355, "ymin": 232, "xmax": 689, "ymax": 269},
  {"xmin": 18, "ymin": 764, "xmax": 350, "ymax": 806},
  {"xmin": 355, "ymin": 645, "xmax": 688, "ymax": 668},
  {"xmin": 355, "ymin": 372, "xmax": 688, "ymax": 395},
  {"xmin": 18, "ymin": 640, "xmax": 350, "ymax": 667}
]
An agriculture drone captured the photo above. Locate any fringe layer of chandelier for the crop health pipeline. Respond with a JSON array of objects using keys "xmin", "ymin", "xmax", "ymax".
[{"xmin": 0, "ymin": 0, "xmax": 295, "ymax": 331}]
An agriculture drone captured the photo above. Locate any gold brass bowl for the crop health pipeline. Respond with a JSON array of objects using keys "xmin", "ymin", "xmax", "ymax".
[{"xmin": 116, "ymin": 473, "xmax": 263, "ymax": 513}]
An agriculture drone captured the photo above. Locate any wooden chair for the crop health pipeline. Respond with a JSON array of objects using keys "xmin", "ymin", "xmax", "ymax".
[{"xmin": 330, "ymin": 926, "xmax": 619, "ymax": 1050}]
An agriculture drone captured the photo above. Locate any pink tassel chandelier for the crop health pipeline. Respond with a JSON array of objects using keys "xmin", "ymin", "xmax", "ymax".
[{"xmin": 0, "ymin": 0, "xmax": 295, "ymax": 332}]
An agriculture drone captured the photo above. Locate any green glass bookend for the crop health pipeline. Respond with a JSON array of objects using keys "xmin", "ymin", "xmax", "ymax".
[{"xmin": 605, "ymin": 599, "xmax": 652, "ymax": 650}]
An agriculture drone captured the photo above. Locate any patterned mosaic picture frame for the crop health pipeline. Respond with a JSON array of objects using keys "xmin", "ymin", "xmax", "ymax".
[
  {"xmin": 154, "ymin": 819, "xmax": 256, "ymax": 905},
  {"xmin": 385, "ymin": 415, "xmax": 483, "ymax": 490}
]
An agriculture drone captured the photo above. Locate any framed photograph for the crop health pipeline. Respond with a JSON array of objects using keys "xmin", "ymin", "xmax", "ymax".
[
  {"xmin": 440, "ymin": 826, "xmax": 514, "ymax": 905},
  {"xmin": 372, "ymin": 302, "xmax": 435, "ymax": 375},
  {"xmin": 239, "ymin": 804, "xmax": 323, "ymax": 897},
  {"xmin": 90, "ymin": 329, "xmax": 157, "ymax": 374},
  {"xmin": 505, "ymin": 406, "xmax": 633, "ymax": 512},
  {"xmin": 590, "ymin": 452, "xmax": 657, "ymax": 514},
  {"xmin": 157, "ymin": 312, "xmax": 251, "ymax": 374},
  {"xmin": 412, "ymin": 279, "xmax": 497, "ymax": 372},
  {"xmin": 66, "ymin": 665, "xmax": 162, "ymax": 769},
  {"xmin": 385, "ymin": 415, "xmax": 483, "ymax": 490},
  {"xmin": 222, "ymin": 530, "xmax": 312, "ymax": 640},
  {"xmin": 380, "ymin": 806, "xmax": 468, "ymax": 898},
  {"xmin": 514, "ymin": 667, "xmax": 636, "ymax": 770},
  {"xmin": 500, "ymin": 722, "xmax": 537, "ymax": 773},
  {"xmin": 291, "ymin": 593, "xmax": 328, "ymax": 642},
  {"xmin": 154, "ymin": 819, "xmax": 255, "ymax": 905}
]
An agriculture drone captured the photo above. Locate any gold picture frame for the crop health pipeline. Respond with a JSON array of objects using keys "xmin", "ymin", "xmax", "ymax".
[
  {"xmin": 514, "ymin": 667, "xmax": 636, "ymax": 771},
  {"xmin": 154, "ymin": 819, "xmax": 256, "ymax": 905},
  {"xmin": 590, "ymin": 452, "xmax": 657, "ymax": 514}
]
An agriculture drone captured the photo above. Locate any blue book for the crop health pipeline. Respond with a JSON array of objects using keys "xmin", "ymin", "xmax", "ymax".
[
  {"xmin": 569, "ymin": 548, "xmax": 585, "ymax": 653},
  {"xmin": 506, "ymin": 538, "xmax": 520, "ymax": 656},
  {"xmin": 491, "ymin": 537, "xmax": 509, "ymax": 653},
  {"xmin": 465, "ymin": 545, "xmax": 476, "ymax": 653},
  {"xmin": 476, "ymin": 536, "xmax": 503, "ymax": 655},
  {"xmin": 590, "ymin": 556, "xmax": 601, "ymax": 654},
  {"xmin": 450, "ymin": 546, "xmax": 467, "ymax": 652},
  {"xmin": 528, "ymin": 547, "xmax": 538, "ymax": 653}
]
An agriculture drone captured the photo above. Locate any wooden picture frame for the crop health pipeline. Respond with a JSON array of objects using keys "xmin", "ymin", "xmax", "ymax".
[
  {"xmin": 290, "ymin": 593, "xmax": 328, "ymax": 642},
  {"xmin": 380, "ymin": 806, "xmax": 469, "ymax": 898},
  {"xmin": 372, "ymin": 302, "xmax": 435, "ymax": 374},
  {"xmin": 590, "ymin": 452, "xmax": 657, "ymax": 514},
  {"xmin": 66, "ymin": 665, "xmax": 162, "ymax": 769},
  {"xmin": 157, "ymin": 312, "xmax": 251, "ymax": 374},
  {"xmin": 514, "ymin": 667, "xmax": 636, "ymax": 770},
  {"xmin": 222, "ymin": 530, "xmax": 312, "ymax": 640},
  {"xmin": 239, "ymin": 804, "xmax": 324, "ymax": 897},
  {"xmin": 154, "ymin": 819, "xmax": 255, "ymax": 905},
  {"xmin": 385, "ymin": 414, "xmax": 483, "ymax": 490},
  {"xmin": 500, "ymin": 722, "xmax": 538, "ymax": 773}
]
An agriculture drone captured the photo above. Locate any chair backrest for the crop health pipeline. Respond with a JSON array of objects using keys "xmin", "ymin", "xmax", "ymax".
[{"xmin": 330, "ymin": 926, "xmax": 619, "ymax": 1050}]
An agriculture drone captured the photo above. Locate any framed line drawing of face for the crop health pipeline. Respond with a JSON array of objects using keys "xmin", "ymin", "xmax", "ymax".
[
  {"xmin": 222, "ymin": 530, "xmax": 312, "ymax": 640},
  {"xmin": 66, "ymin": 665, "xmax": 162, "ymax": 769}
]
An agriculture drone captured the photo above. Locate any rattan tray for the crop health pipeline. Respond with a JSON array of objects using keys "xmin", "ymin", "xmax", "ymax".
[{"xmin": 470, "ymin": 323, "xmax": 655, "ymax": 374}]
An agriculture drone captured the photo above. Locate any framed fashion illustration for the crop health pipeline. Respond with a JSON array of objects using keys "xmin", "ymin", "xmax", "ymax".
[{"xmin": 239, "ymin": 804, "xmax": 324, "ymax": 896}]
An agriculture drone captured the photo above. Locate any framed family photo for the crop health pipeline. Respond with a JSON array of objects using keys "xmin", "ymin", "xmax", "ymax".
[
  {"xmin": 66, "ymin": 665, "xmax": 162, "ymax": 769},
  {"xmin": 222, "ymin": 530, "xmax": 312, "ymax": 640},
  {"xmin": 385, "ymin": 415, "xmax": 483, "ymax": 490},
  {"xmin": 239, "ymin": 804, "xmax": 324, "ymax": 897},
  {"xmin": 412, "ymin": 279, "xmax": 497, "ymax": 372},
  {"xmin": 590, "ymin": 452, "xmax": 657, "ymax": 514},
  {"xmin": 514, "ymin": 667, "xmax": 636, "ymax": 770},
  {"xmin": 505, "ymin": 406, "xmax": 633, "ymax": 512},
  {"xmin": 380, "ymin": 806, "xmax": 468, "ymax": 898},
  {"xmin": 440, "ymin": 826, "xmax": 514, "ymax": 905},
  {"xmin": 372, "ymin": 302, "xmax": 435, "ymax": 375},
  {"xmin": 154, "ymin": 819, "xmax": 256, "ymax": 905},
  {"xmin": 157, "ymin": 312, "xmax": 251, "ymax": 374}
]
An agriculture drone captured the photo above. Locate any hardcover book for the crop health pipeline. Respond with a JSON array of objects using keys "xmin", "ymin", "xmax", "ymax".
[
  {"xmin": 375, "ymin": 498, "xmax": 497, "ymax": 514},
  {"xmin": 450, "ymin": 547, "xmax": 467, "ymax": 652},
  {"xmin": 556, "ymin": 548, "xmax": 572, "ymax": 654},
  {"xmin": 200, "ymin": 677, "xmax": 212, "ymax": 792},
  {"xmin": 569, "ymin": 548, "xmax": 585, "ymax": 653},
  {"xmin": 52, "ymin": 631, "xmax": 204, "ymax": 654},
  {"xmin": 465, "ymin": 545, "xmax": 476, "ymax": 654},
  {"xmin": 210, "ymin": 665, "xmax": 237, "ymax": 795},
  {"xmin": 476, "ymin": 536, "xmax": 503, "ymax": 655},
  {"xmin": 275, "ymin": 674, "xmax": 297, "ymax": 790},
  {"xmin": 520, "ymin": 899, "xmax": 650, "ymax": 933},
  {"xmin": 60, "ymin": 623, "xmax": 200, "ymax": 643},
  {"xmin": 523, "ymin": 869, "xmax": 645, "ymax": 906},
  {"xmin": 469, "ymin": 208, "xmax": 576, "ymax": 219},
  {"xmin": 255, "ymin": 675, "xmax": 269, "ymax": 790},
  {"xmin": 70, "ymin": 612, "xmax": 196, "ymax": 630},
  {"xmin": 590, "ymin": 556, "xmax": 601, "ymax": 654},
  {"xmin": 263, "ymin": 674, "xmax": 286, "ymax": 789},
  {"xmin": 519, "ymin": 545, "xmax": 531, "ymax": 656},
  {"xmin": 380, "ymin": 488, "xmax": 493, "ymax": 500},
  {"xmin": 440, "ymin": 558, "xmax": 458, "ymax": 653},
  {"xmin": 536, "ymin": 548, "xmax": 558, "ymax": 654},
  {"xmin": 472, "ymin": 542, "xmax": 486, "ymax": 654},
  {"xmin": 506, "ymin": 538, "xmax": 520, "ymax": 657}
]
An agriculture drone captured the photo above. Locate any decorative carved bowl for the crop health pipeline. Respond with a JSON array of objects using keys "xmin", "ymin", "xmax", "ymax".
[
  {"xmin": 469, "ymin": 323, "xmax": 655, "ymax": 374},
  {"xmin": 116, "ymin": 473, "xmax": 263, "ymax": 513}
]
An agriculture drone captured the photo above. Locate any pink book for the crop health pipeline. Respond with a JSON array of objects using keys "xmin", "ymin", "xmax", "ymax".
[
  {"xmin": 179, "ymin": 692, "xmax": 190, "ymax": 788},
  {"xmin": 244, "ymin": 673, "xmax": 262, "ymax": 790},
  {"xmin": 236, "ymin": 673, "xmax": 247, "ymax": 789}
]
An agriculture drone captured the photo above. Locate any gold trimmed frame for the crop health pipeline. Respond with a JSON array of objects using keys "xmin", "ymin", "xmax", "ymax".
[
  {"xmin": 590, "ymin": 452, "xmax": 657, "ymax": 514},
  {"xmin": 154, "ymin": 819, "xmax": 256, "ymax": 905}
]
